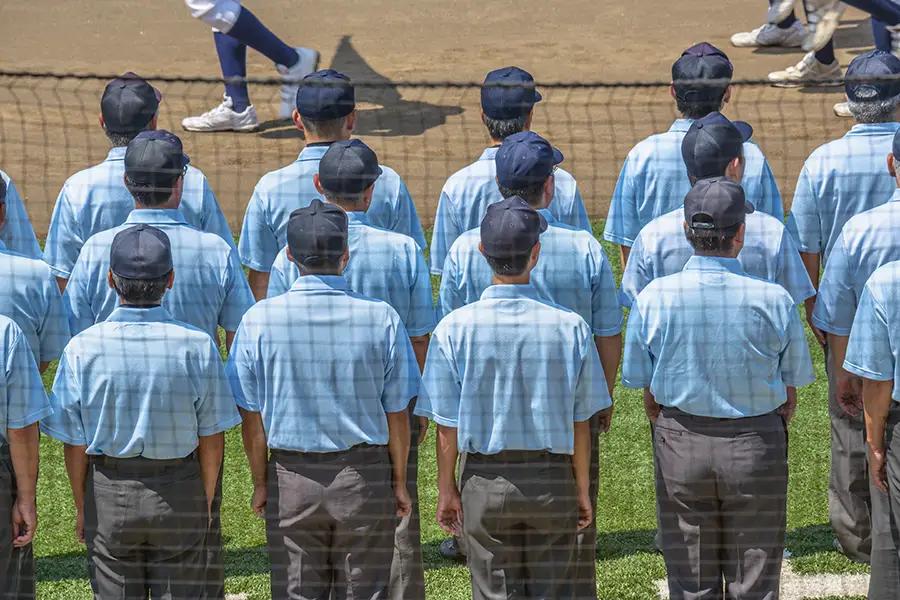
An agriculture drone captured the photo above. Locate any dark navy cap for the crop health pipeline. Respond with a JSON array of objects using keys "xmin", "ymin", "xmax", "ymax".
[
  {"xmin": 0, "ymin": 177, "xmax": 6, "ymax": 205},
  {"xmin": 845, "ymin": 50, "xmax": 900, "ymax": 102},
  {"xmin": 295, "ymin": 69, "xmax": 356, "ymax": 120},
  {"xmin": 101, "ymin": 72, "xmax": 162, "ymax": 133},
  {"xmin": 496, "ymin": 131, "xmax": 563, "ymax": 189},
  {"xmin": 109, "ymin": 225, "xmax": 173, "ymax": 280},
  {"xmin": 287, "ymin": 199, "xmax": 349, "ymax": 267},
  {"xmin": 318, "ymin": 140, "xmax": 383, "ymax": 195},
  {"xmin": 124, "ymin": 130, "xmax": 190, "ymax": 187},
  {"xmin": 682, "ymin": 112, "xmax": 752, "ymax": 179},
  {"xmin": 480, "ymin": 196, "xmax": 548, "ymax": 259},
  {"xmin": 481, "ymin": 67, "xmax": 543, "ymax": 120},
  {"xmin": 684, "ymin": 177, "xmax": 754, "ymax": 230},
  {"xmin": 672, "ymin": 43, "xmax": 734, "ymax": 103},
  {"xmin": 893, "ymin": 127, "xmax": 900, "ymax": 158}
]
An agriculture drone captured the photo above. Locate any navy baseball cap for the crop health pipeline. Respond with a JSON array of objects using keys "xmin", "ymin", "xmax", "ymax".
[
  {"xmin": 496, "ymin": 131, "xmax": 564, "ymax": 189},
  {"xmin": 684, "ymin": 177, "xmax": 753, "ymax": 230},
  {"xmin": 318, "ymin": 139, "xmax": 383, "ymax": 195},
  {"xmin": 481, "ymin": 67, "xmax": 543, "ymax": 120},
  {"xmin": 480, "ymin": 196, "xmax": 548, "ymax": 259},
  {"xmin": 110, "ymin": 225, "xmax": 173, "ymax": 280},
  {"xmin": 295, "ymin": 69, "xmax": 356, "ymax": 120},
  {"xmin": 893, "ymin": 127, "xmax": 900, "ymax": 158},
  {"xmin": 845, "ymin": 50, "xmax": 900, "ymax": 102},
  {"xmin": 672, "ymin": 43, "xmax": 734, "ymax": 103},
  {"xmin": 682, "ymin": 112, "xmax": 752, "ymax": 179},
  {"xmin": 287, "ymin": 199, "xmax": 349, "ymax": 266},
  {"xmin": 124, "ymin": 130, "xmax": 190, "ymax": 187},
  {"xmin": 101, "ymin": 72, "xmax": 162, "ymax": 133}
]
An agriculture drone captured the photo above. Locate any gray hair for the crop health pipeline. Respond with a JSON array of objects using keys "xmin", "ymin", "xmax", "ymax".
[
  {"xmin": 482, "ymin": 114, "xmax": 528, "ymax": 141},
  {"xmin": 111, "ymin": 272, "xmax": 170, "ymax": 304},
  {"xmin": 497, "ymin": 181, "xmax": 546, "ymax": 206},
  {"xmin": 103, "ymin": 125, "xmax": 147, "ymax": 148},
  {"xmin": 848, "ymin": 96, "xmax": 900, "ymax": 124}
]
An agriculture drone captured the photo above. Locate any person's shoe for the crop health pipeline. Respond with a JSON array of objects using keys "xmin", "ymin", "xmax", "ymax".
[
  {"xmin": 833, "ymin": 101, "xmax": 852, "ymax": 118},
  {"xmin": 181, "ymin": 96, "xmax": 260, "ymax": 132},
  {"xmin": 653, "ymin": 532, "xmax": 662, "ymax": 554},
  {"xmin": 768, "ymin": 52, "xmax": 842, "ymax": 87},
  {"xmin": 804, "ymin": 0, "xmax": 846, "ymax": 52},
  {"xmin": 731, "ymin": 21, "xmax": 806, "ymax": 48},
  {"xmin": 277, "ymin": 47, "xmax": 320, "ymax": 120},
  {"xmin": 439, "ymin": 538, "xmax": 465, "ymax": 561},
  {"xmin": 767, "ymin": 0, "xmax": 797, "ymax": 24},
  {"xmin": 888, "ymin": 24, "xmax": 900, "ymax": 57}
]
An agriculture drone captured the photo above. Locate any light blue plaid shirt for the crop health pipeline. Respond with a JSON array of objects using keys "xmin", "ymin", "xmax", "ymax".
[
  {"xmin": 227, "ymin": 275, "xmax": 420, "ymax": 453},
  {"xmin": 0, "ymin": 315, "xmax": 51, "ymax": 444},
  {"xmin": 429, "ymin": 147, "xmax": 591, "ymax": 276},
  {"xmin": 41, "ymin": 306, "xmax": 241, "ymax": 458},
  {"xmin": 787, "ymin": 122, "xmax": 900, "ymax": 264},
  {"xmin": 603, "ymin": 119, "xmax": 783, "ymax": 248},
  {"xmin": 619, "ymin": 207, "xmax": 814, "ymax": 308},
  {"xmin": 0, "ymin": 240, "xmax": 70, "ymax": 365},
  {"xmin": 239, "ymin": 145, "xmax": 426, "ymax": 273},
  {"xmin": 0, "ymin": 171, "xmax": 42, "ymax": 259},
  {"xmin": 64, "ymin": 209, "xmax": 254, "ymax": 339},
  {"xmin": 43, "ymin": 147, "xmax": 235, "ymax": 279},
  {"xmin": 623, "ymin": 256, "xmax": 815, "ymax": 418},
  {"xmin": 267, "ymin": 212, "xmax": 436, "ymax": 336},
  {"xmin": 416, "ymin": 284, "xmax": 611, "ymax": 455}
]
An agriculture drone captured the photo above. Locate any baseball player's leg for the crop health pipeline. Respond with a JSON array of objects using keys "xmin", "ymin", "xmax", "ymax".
[
  {"xmin": 731, "ymin": 0, "xmax": 805, "ymax": 48},
  {"xmin": 869, "ymin": 408, "xmax": 900, "ymax": 600},
  {"xmin": 388, "ymin": 421, "xmax": 426, "ymax": 600},
  {"xmin": 768, "ymin": 0, "xmax": 843, "ymax": 86}
]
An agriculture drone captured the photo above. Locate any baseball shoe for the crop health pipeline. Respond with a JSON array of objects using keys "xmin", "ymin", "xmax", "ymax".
[
  {"xmin": 833, "ymin": 101, "xmax": 852, "ymax": 118},
  {"xmin": 803, "ymin": 0, "xmax": 845, "ymax": 52},
  {"xmin": 767, "ymin": 52, "xmax": 842, "ymax": 87},
  {"xmin": 767, "ymin": 0, "xmax": 797, "ymax": 24},
  {"xmin": 439, "ymin": 538, "xmax": 465, "ymax": 562},
  {"xmin": 889, "ymin": 24, "xmax": 900, "ymax": 57},
  {"xmin": 731, "ymin": 21, "xmax": 806, "ymax": 48},
  {"xmin": 181, "ymin": 96, "xmax": 260, "ymax": 133},
  {"xmin": 278, "ymin": 47, "xmax": 320, "ymax": 120}
]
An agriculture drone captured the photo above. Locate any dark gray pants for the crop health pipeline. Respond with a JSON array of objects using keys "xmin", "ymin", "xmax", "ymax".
[
  {"xmin": 202, "ymin": 463, "xmax": 224, "ymax": 600},
  {"xmin": 0, "ymin": 445, "xmax": 34, "ymax": 600},
  {"xmin": 871, "ymin": 407, "xmax": 900, "ymax": 599},
  {"xmin": 573, "ymin": 415, "xmax": 601, "ymax": 600},
  {"xmin": 266, "ymin": 445, "xmax": 396, "ymax": 600},
  {"xmin": 85, "ymin": 454, "xmax": 208, "ymax": 600},
  {"xmin": 462, "ymin": 450, "xmax": 578, "ymax": 600},
  {"xmin": 654, "ymin": 408, "xmax": 788, "ymax": 600},
  {"xmin": 388, "ymin": 414, "xmax": 425, "ymax": 600}
]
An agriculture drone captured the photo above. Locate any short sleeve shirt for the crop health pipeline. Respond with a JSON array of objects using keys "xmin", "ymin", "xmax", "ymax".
[{"xmin": 0, "ymin": 315, "xmax": 52, "ymax": 444}]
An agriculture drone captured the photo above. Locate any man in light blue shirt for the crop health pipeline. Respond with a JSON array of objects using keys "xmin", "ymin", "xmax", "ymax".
[
  {"xmin": 44, "ymin": 73, "xmax": 234, "ymax": 292},
  {"xmin": 429, "ymin": 66, "xmax": 590, "ymax": 276},
  {"xmin": 0, "ymin": 172, "xmax": 41, "ymax": 259},
  {"xmin": 418, "ymin": 197, "xmax": 611, "ymax": 599},
  {"xmin": 41, "ymin": 225, "xmax": 241, "ymax": 599},
  {"xmin": 620, "ymin": 113, "xmax": 813, "ymax": 308},
  {"xmin": 64, "ymin": 130, "xmax": 254, "ymax": 350},
  {"xmin": 623, "ymin": 178, "xmax": 814, "ymax": 599},
  {"xmin": 603, "ymin": 43, "xmax": 783, "ymax": 267},
  {"xmin": 228, "ymin": 200, "xmax": 418, "ymax": 600},
  {"xmin": 239, "ymin": 69, "xmax": 425, "ymax": 300}
]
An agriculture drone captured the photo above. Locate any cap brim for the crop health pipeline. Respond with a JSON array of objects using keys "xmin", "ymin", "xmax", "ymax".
[
  {"xmin": 534, "ymin": 90, "xmax": 543, "ymax": 103},
  {"xmin": 182, "ymin": 153, "xmax": 191, "ymax": 166},
  {"xmin": 552, "ymin": 147, "xmax": 564, "ymax": 165},
  {"xmin": 734, "ymin": 121, "xmax": 752, "ymax": 142},
  {"xmin": 537, "ymin": 211, "xmax": 548, "ymax": 233},
  {"xmin": 153, "ymin": 86, "xmax": 163, "ymax": 102},
  {"xmin": 744, "ymin": 199, "xmax": 755, "ymax": 214}
]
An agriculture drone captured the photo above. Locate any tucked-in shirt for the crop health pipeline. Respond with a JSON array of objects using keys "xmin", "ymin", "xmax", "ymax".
[
  {"xmin": 429, "ymin": 147, "xmax": 591, "ymax": 275},
  {"xmin": 603, "ymin": 119, "xmax": 783, "ymax": 248},
  {"xmin": 416, "ymin": 285, "xmax": 611, "ymax": 455},
  {"xmin": 437, "ymin": 210, "xmax": 623, "ymax": 338},
  {"xmin": 41, "ymin": 306, "xmax": 241, "ymax": 458},
  {"xmin": 787, "ymin": 122, "xmax": 900, "ymax": 264},
  {"xmin": 0, "ymin": 315, "xmax": 52, "ymax": 444},
  {"xmin": 239, "ymin": 145, "xmax": 426, "ymax": 273},
  {"xmin": 813, "ymin": 190, "xmax": 900, "ymax": 336},
  {"xmin": 0, "ymin": 171, "xmax": 42, "ymax": 259},
  {"xmin": 65, "ymin": 210, "xmax": 253, "ymax": 339},
  {"xmin": 267, "ymin": 212, "xmax": 436, "ymax": 336},
  {"xmin": 227, "ymin": 275, "xmax": 419, "ymax": 453},
  {"xmin": 0, "ymin": 240, "xmax": 70, "ymax": 364},
  {"xmin": 622, "ymin": 256, "xmax": 815, "ymax": 418},
  {"xmin": 43, "ymin": 147, "xmax": 235, "ymax": 279},
  {"xmin": 619, "ymin": 207, "xmax": 814, "ymax": 308}
]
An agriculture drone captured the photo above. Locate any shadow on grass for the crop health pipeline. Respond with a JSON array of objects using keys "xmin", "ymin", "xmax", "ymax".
[{"xmin": 785, "ymin": 523, "xmax": 840, "ymax": 557}]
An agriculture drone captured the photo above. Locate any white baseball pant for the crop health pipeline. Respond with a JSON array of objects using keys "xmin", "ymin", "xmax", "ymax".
[{"xmin": 184, "ymin": 0, "xmax": 242, "ymax": 33}]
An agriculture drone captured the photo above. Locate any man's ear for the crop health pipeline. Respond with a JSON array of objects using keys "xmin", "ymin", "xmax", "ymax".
[
  {"xmin": 888, "ymin": 153, "xmax": 896, "ymax": 178},
  {"xmin": 524, "ymin": 109, "xmax": 534, "ymax": 131},
  {"xmin": 723, "ymin": 85, "xmax": 732, "ymax": 105},
  {"xmin": 166, "ymin": 270, "xmax": 175, "ymax": 290},
  {"xmin": 478, "ymin": 242, "xmax": 486, "ymax": 259},
  {"xmin": 107, "ymin": 270, "xmax": 115, "ymax": 290},
  {"xmin": 345, "ymin": 110, "xmax": 357, "ymax": 134},
  {"xmin": 293, "ymin": 109, "xmax": 304, "ymax": 132},
  {"xmin": 99, "ymin": 115, "xmax": 105, "ymax": 129},
  {"xmin": 669, "ymin": 83, "xmax": 676, "ymax": 100},
  {"xmin": 314, "ymin": 174, "xmax": 325, "ymax": 195}
]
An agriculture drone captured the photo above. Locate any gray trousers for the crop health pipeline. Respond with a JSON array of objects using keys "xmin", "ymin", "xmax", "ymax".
[
  {"xmin": 85, "ymin": 454, "xmax": 208, "ymax": 600},
  {"xmin": 870, "ymin": 407, "xmax": 900, "ymax": 600},
  {"xmin": 0, "ymin": 445, "xmax": 34, "ymax": 600},
  {"xmin": 388, "ymin": 413, "xmax": 425, "ymax": 600},
  {"xmin": 573, "ymin": 415, "xmax": 601, "ymax": 600},
  {"xmin": 266, "ymin": 445, "xmax": 396, "ymax": 600},
  {"xmin": 202, "ymin": 463, "xmax": 224, "ymax": 600},
  {"xmin": 462, "ymin": 450, "xmax": 578, "ymax": 600},
  {"xmin": 655, "ymin": 408, "xmax": 788, "ymax": 600}
]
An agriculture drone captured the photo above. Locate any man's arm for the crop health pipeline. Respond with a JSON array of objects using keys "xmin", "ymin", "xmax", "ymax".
[
  {"xmin": 572, "ymin": 419, "xmax": 592, "ymax": 531},
  {"xmin": 619, "ymin": 245, "xmax": 631, "ymax": 269},
  {"xmin": 829, "ymin": 333, "xmax": 863, "ymax": 416},
  {"xmin": 225, "ymin": 331, "xmax": 236, "ymax": 353},
  {"xmin": 238, "ymin": 408, "xmax": 268, "ymax": 517},
  {"xmin": 197, "ymin": 432, "xmax": 225, "ymax": 516},
  {"xmin": 8, "ymin": 423, "xmax": 39, "ymax": 546},
  {"xmin": 435, "ymin": 424, "xmax": 462, "ymax": 536},
  {"xmin": 594, "ymin": 333, "xmax": 622, "ymax": 432},
  {"xmin": 864, "ymin": 378, "xmax": 895, "ymax": 493},
  {"xmin": 55, "ymin": 277, "xmax": 68, "ymax": 295},
  {"xmin": 63, "ymin": 443, "xmax": 89, "ymax": 543},
  {"xmin": 410, "ymin": 335, "xmax": 431, "ymax": 443},
  {"xmin": 386, "ymin": 409, "xmax": 411, "ymax": 517},
  {"xmin": 247, "ymin": 270, "xmax": 270, "ymax": 303},
  {"xmin": 39, "ymin": 362, "xmax": 50, "ymax": 374},
  {"xmin": 800, "ymin": 251, "xmax": 825, "ymax": 347}
]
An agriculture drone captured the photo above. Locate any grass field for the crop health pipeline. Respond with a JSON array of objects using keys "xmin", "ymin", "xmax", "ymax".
[{"xmin": 29, "ymin": 222, "xmax": 867, "ymax": 599}]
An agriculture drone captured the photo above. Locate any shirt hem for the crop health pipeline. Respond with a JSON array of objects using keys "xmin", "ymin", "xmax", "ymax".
[
  {"xmin": 782, "ymin": 374, "xmax": 817, "ymax": 388},
  {"xmin": 8, "ymin": 406, "xmax": 53, "ymax": 431},
  {"xmin": 810, "ymin": 317, "xmax": 851, "ymax": 337},
  {"xmin": 239, "ymin": 257, "xmax": 272, "ymax": 273},
  {"xmin": 39, "ymin": 422, "xmax": 87, "ymax": 447},
  {"xmin": 406, "ymin": 325, "xmax": 437, "ymax": 337},
  {"xmin": 601, "ymin": 232, "xmax": 634, "ymax": 247},
  {"xmin": 843, "ymin": 361, "xmax": 893, "ymax": 382},
  {"xmin": 621, "ymin": 376, "xmax": 651, "ymax": 390},
  {"xmin": 197, "ymin": 414, "xmax": 243, "ymax": 437},
  {"xmin": 592, "ymin": 324, "xmax": 624, "ymax": 337},
  {"xmin": 412, "ymin": 408, "xmax": 457, "ymax": 428},
  {"xmin": 48, "ymin": 265, "xmax": 72, "ymax": 280}
]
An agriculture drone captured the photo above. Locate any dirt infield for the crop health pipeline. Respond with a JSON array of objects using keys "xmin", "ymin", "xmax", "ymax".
[{"xmin": 0, "ymin": 1, "xmax": 879, "ymax": 233}]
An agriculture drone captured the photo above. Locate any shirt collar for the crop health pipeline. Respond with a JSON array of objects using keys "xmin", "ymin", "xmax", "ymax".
[
  {"xmin": 106, "ymin": 305, "xmax": 174, "ymax": 324},
  {"xmin": 347, "ymin": 211, "xmax": 371, "ymax": 226},
  {"xmin": 668, "ymin": 119, "xmax": 694, "ymax": 133},
  {"xmin": 124, "ymin": 209, "xmax": 188, "ymax": 226},
  {"xmin": 479, "ymin": 284, "xmax": 542, "ymax": 301},
  {"xmin": 846, "ymin": 122, "xmax": 900, "ymax": 136},
  {"xmin": 297, "ymin": 144, "xmax": 333, "ymax": 161},
  {"xmin": 106, "ymin": 146, "xmax": 127, "ymax": 161},
  {"xmin": 478, "ymin": 147, "xmax": 499, "ymax": 161},
  {"xmin": 537, "ymin": 208, "xmax": 557, "ymax": 225},
  {"xmin": 683, "ymin": 255, "xmax": 745, "ymax": 274},
  {"xmin": 289, "ymin": 274, "xmax": 349, "ymax": 293}
]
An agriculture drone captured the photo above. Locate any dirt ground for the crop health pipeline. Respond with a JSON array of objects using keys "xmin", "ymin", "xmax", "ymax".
[{"xmin": 0, "ymin": 1, "xmax": 880, "ymax": 233}]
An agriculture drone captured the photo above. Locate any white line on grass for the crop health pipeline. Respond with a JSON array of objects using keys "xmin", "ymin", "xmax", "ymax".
[{"xmin": 225, "ymin": 595, "xmax": 249, "ymax": 600}]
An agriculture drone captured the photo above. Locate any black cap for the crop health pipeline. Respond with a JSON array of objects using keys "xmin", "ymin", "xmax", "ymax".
[
  {"xmin": 318, "ymin": 140, "xmax": 383, "ymax": 195},
  {"xmin": 287, "ymin": 199, "xmax": 349, "ymax": 267},
  {"xmin": 295, "ymin": 69, "xmax": 356, "ymax": 120},
  {"xmin": 100, "ymin": 72, "xmax": 162, "ymax": 133},
  {"xmin": 496, "ymin": 131, "xmax": 564, "ymax": 189},
  {"xmin": 109, "ymin": 225, "xmax": 173, "ymax": 280},
  {"xmin": 672, "ymin": 43, "xmax": 733, "ymax": 104},
  {"xmin": 893, "ymin": 127, "xmax": 900, "ymax": 158},
  {"xmin": 682, "ymin": 112, "xmax": 752, "ymax": 179},
  {"xmin": 481, "ymin": 67, "xmax": 543, "ymax": 120},
  {"xmin": 845, "ymin": 50, "xmax": 900, "ymax": 102},
  {"xmin": 124, "ymin": 130, "xmax": 190, "ymax": 188},
  {"xmin": 684, "ymin": 177, "xmax": 754, "ymax": 230},
  {"xmin": 480, "ymin": 196, "xmax": 548, "ymax": 259}
]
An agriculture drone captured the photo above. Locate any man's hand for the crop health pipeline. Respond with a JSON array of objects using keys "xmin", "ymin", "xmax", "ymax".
[
  {"xmin": 596, "ymin": 405, "xmax": 614, "ymax": 433},
  {"xmin": 75, "ymin": 510, "xmax": 85, "ymax": 544},
  {"xmin": 777, "ymin": 387, "xmax": 798, "ymax": 425},
  {"xmin": 12, "ymin": 496, "xmax": 36, "ymax": 547},
  {"xmin": 576, "ymin": 491, "xmax": 594, "ymax": 531},
  {"xmin": 643, "ymin": 389, "xmax": 661, "ymax": 424},
  {"xmin": 437, "ymin": 487, "xmax": 463, "ymax": 536},
  {"xmin": 395, "ymin": 485, "xmax": 412, "ymax": 517},
  {"xmin": 417, "ymin": 417, "xmax": 430, "ymax": 446},
  {"xmin": 804, "ymin": 301, "xmax": 826, "ymax": 348},
  {"xmin": 836, "ymin": 373, "xmax": 864, "ymax": 417},
  {"xmin": 869, "ymin": 444, "xmax": 888, "ymax": 494},
  {"xmin": 251, "ymin": 486, "xmax": 266, "ymax": 519}
]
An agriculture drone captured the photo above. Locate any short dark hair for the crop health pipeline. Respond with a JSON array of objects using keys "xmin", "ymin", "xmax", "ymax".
[
  {"xmin": 103, "ymin": 124, "xmax": 147, "ymax": 148},
  {"xmin": 111, "ymin": 271, "xmax": 170, "ymax": 304},
  {"xmin": 124, "ymin": 174, "xmax": 179, "ymax": 207},
  {"xmin": 675, "ymin": 91, "xmax": 727, "ymax": 120},
  {"xmin": 294, "ymin": 256, "xmax": 344, "ymax": 274},
  {"xmin": 300, "ymin": 115, "xmax": 349, "ymax": 140},
  {"xmin": 684, "ymin": 221, "xmax": 742, "ymax": 253},
  {"xmin": 483, "ymin": 114, "xmax": 528, "ymax": 141},
  {"xmin": 484, "ymin": 248, "xmax": 533, "ymax": 276},
  {"xmin": 497, "ymin": 180, "xmax": 546, "ymax": 206},
  {"xmin": 322, "ymin": 190, "xmax": 367, "ymax": 211}
]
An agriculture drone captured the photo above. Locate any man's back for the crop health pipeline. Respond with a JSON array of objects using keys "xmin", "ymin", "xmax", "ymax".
[{"xmin": 0, "ymin": 171, "xmax": 41, "ymax": 259}]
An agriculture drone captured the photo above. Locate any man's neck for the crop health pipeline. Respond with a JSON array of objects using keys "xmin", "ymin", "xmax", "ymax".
[
  {"xmin": 492, "ymin": 274, "xmax": 530, "ymax": 285},
  {"xmin": 694, "ymin": 251, "xmax": 739, "ymax": 259},
  {"xmin": 134, "ymin": 203, "xmax": 178, "ymax": 211},
  {"xmin": 304, "ymin": 135, "xmax": 349, "ymax": 146},
  {"xmin": 118, "ymin": 301, "xmax": 162, "ymax": 308}
]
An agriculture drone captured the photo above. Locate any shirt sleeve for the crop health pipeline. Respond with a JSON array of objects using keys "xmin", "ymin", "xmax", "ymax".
[
  {"xmin": 756, "ymin": 156, "xmax": 785, "ymax": 220},
  {"xmin": 38, "ymin": 273, "xmax": 70, "ymax": 363},
  {"xmin": 382, "ymin": 316, "xmax": 418, "ymax": 414},
  {"xmin": 776, "ymin": 230, "xmax": 816, "ymax": 306},
  {"xmin": 43, "ymin": 184, "xmax": 84, "ymax": 279},
  {"xmin": 266, "ymin": 251, "xmax": 294, "ymax": 298},
  {"xmin": 41, "ymin": 350, "xmax": 86, "ymax": 445},
  {"xmin": 436, "ymin": 250, "xmax": 462, "ymax": 322},
  {"xmin": 5, "ymin": 328, "xmax": 51, "ymax": 430},
  {"xmin": 199, "ymin": 177, "xmax": 236, "ymax": 249},
  {"xmin": 0, "ymin": 177, "xmax": 42, "ymax": 259},
  {"xmin": 603, "ymin": 154, "xmax": 641, "ymax": 247},
  {"xmin": 572, "ymin": 327, "xmax": 612, "ymax": 422},
  {"xmin": 812, "ymin": 235, "xmax": 857, "ymax": 336},
  {"xmin": 194, "ymin": 340, "xmax": 242, "ymax": 436},
  {"xmin": 415, "ymin": 326, "xmax": 461, "ymax": 427},
  {"xmin": 845, "ymin": 284, "xmax": 894, "ymax": 381},
  {"xmin": 569, "ymin": 187, "xmax": 592, "ymax": 233},
  {"xmin": 238, "ymin": 188, "xmax": 279, "ymax": 273},
  {"xmin": 780, "ymin": 307, "xmax": 816, "ymax": 387},
  {"xmin": 62, "ymin": 254, "xmax": 96, "ymax": 336},
  {"xmin": 621, "ymin": 301, "xmax": 655, "ymax": 389},
  {"xmin": 225, "ymin": 322, "xmax": 261, "ymax": 413},
  {"xmin": 787, "ymin": 165, "xmax": 822, "ymax": 254},
  {"xmin": 392, "ymin": 179, "xmax": 427, "ymax": 250},
  {"xmin": 406, "ymin": 248, "xmax": 437, "ymax": 337},
  {"xmin": 218, "ymin": 248, "xmax": 256, "ymax": 332},
  {"xmin": 429, "ymin": 190, "xmax": 459, "ymax": 276},
  {"xmin": 617, "ymin": 232, "xmax": 650, "ymax": 309},
  {"xmin": 590, "ymin": 244, "xmax": 624, "ymax": 336}
]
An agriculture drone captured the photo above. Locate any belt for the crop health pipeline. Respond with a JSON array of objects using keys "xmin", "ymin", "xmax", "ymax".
[
  {"xmin": 467, "ymin": 449, "xmax": 569, "ymax": 463},
  {"xmin": 270, "ymin": 443, "xmax": 385, "ymax": 464}
]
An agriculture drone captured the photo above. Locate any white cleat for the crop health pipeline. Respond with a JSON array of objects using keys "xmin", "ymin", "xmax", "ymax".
[
  {"xmin": 804, "ymin": 0, "xmax": 846, "ymax": 52},
  {"xmin": 278, "ymin": 47, "xmax": 320, "ymax": 120},
  {"xmin": 181, "ymin": 96, "xmax": 260, "ymax": 133},
  {"xmin": 833, "ymin": 101, "xmax": 852, "ymax": 118},
  {"xmin": 767, "ymin": 51, "xmax": 842, "ymax": 87},
  {"xmin": 731, "ymin": 21, "xmax": 806, "ymax": 48},
  {"xmin": 767, "ymin": 0, "xmax": 797, "ymax": 24},
  {"xmin": 889, "ymin": 24, "xmax": 900, "ymax": 57}
]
